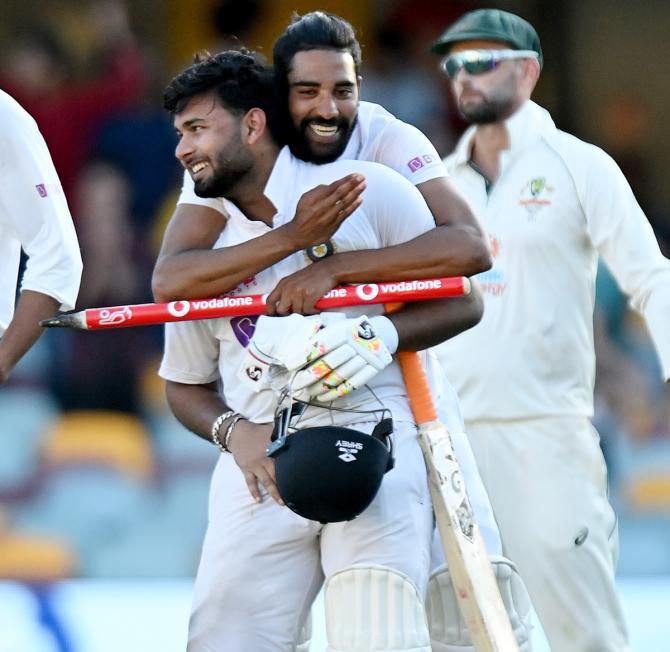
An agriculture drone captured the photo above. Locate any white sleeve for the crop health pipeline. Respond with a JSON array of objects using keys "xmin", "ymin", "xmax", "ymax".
[
  {"xmin": 580, "ymin": 145, "xmax": 670, "ymax": 380},
  {"xmin": 158, "ymin": 320, "xmax": 221, "ymax": 385},
  {"xmin": 369, "ymin": 119, "xmax": 448, "ymax": 185},
  {"xmin": 0, "ymin": 97, "xmax": 82, "ymax": 310},
  {"xmin": 363, "ymin": 166, "xmax": 436, "ymax": 247},
  {"xmin": 177, "ymin": 169, "xmax": 230, "ymax": 217}
]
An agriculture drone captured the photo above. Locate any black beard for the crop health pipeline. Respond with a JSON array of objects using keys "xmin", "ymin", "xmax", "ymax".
[
  {"xmin": 193, "ymin": 166, "xmax": 249, "ymax": 198},
  {"xmin": 193, "ymin": 144, "xmax": 253, "ymax": 198},
  {"xmin": 287, "ymin": 116, "xmax": 357, "ymax": 164},
  {"xmin": 458, "ymin": 97, "xmax": 516, "ymax": 125}
]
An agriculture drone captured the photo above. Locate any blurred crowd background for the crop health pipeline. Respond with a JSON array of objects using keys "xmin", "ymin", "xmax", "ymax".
[{"xmin": 1, "ymin": 0, "xmax": 669, "ymax": 587}]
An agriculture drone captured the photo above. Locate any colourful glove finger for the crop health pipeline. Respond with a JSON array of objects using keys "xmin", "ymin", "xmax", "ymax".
[{"xmin": 293, "ymin": 316, "xmax": 395, "ymax": 401}]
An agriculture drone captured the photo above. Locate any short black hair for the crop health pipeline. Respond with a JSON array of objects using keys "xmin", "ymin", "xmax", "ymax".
[
  {"xmin": 273, "ymin": 12, "xmax": 362, "ymax": 90},
  {"xmin": 163, "ymin": 49, "xmax": 283, "ymax": 141}
]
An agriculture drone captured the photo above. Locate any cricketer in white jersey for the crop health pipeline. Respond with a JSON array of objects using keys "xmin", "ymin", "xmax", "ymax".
[
  {"xmin": 161, "ymin": 145, "xmax": 441, "ymax": 651},
  {"xmin": 0, "ymin": 90, "xmax": 81, "ymax": 382},
  {"xmin": 434, "ymin": 98, "xmax": 670, "ymax": 651}
]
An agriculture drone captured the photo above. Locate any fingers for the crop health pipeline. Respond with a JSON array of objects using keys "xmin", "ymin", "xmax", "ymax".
[
  {"xmin": 304, "ymin": 356, "xmax": 369, "ymax": 400},
  {"xmin": 316, "ymin": 364, "xmax": 380, "ymax": 402},
  {"xmin": 274, "ymin": 289, "xmax": 306, "ymax": 317},
  {"xmin": 329, "ymin": 175, "xmax": 366, "ymax": 217},
  {"xmin": 305, "ymin": 324, "xmax": 349, "ymax": 360},
  {"xmin": 291, "ymin": 174, "xmax": 366, "ymax": 250},
  {"xmin": 330, "ymin": 175, "xmax": 366, "ymax": 205},
  {"xmin": 261, "ymin": 474, "xmax": 284, "ymax": 507},
  {"xmin": 265, "ymin": 279, "xmax": 299, "ymax": 316},
  {"xmin": 267, "ymin": 276, "xmax": 335, "ymax": 316},
  {"xmin": 320, "ymin": 174, "xmax": 365, "ymax": 223},
  {"xmin": 335, "ymin": 194, "xmax": 363, "ymax": 223},
  {"xmin": 243, "ymin": 463, "xmax": 284, "ymax": 505},
  {"xmin": 327, "ymin": 173, "xmax": 366, "ymax": 196},
  {"xmin": 293, "ymin": 346, "xmax": 360, "ymax": 389},
  {"xmin": 267, "ymin": 289, "xmax": 314, "ymax": 316},
  {"xmin": 243, "ymin": 471, "xmax": 263, "ymax": 504}
]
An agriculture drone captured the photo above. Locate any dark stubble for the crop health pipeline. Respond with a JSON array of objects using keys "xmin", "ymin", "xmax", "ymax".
[
  {"xmin": 193, "ymin": 131, "xmax": 254, "ymax": 198},
  {"xmin": 458, "ymin": 95, "xmax": 518, "ymax": 125}
]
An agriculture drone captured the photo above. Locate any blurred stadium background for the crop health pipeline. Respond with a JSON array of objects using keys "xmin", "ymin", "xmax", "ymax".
[{"xmin": 1, "ymin": 0, "xmax": 669, "ymax": 649}]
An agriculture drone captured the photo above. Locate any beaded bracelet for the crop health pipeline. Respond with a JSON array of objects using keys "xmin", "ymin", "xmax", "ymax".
[
  {"xmin": 211, "ymin": 410, "xmax": 236, "ymax": 452},
  {"xmin": 222, "ymin": 414, "xmax": 244, "ymax": 453}
]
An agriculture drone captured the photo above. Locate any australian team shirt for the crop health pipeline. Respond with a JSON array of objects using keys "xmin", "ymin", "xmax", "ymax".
[{"xmin": 434, "ymin": 100, "xmax": 670, "ymax": 421}]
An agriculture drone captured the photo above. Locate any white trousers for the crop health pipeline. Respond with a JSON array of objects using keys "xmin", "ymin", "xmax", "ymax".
[
  {"xmin": 187, "ymin": 420, "xmax": 433, "ymax": 652},
  {"xmin": 466, "ymin": 415, "xmax": 630, "ymax": 652}
]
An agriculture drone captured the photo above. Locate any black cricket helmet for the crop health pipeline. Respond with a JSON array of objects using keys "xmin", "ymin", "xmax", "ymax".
[{"xmin": 267, "ymin": 403, "xmax": 394, "ymax": 523}]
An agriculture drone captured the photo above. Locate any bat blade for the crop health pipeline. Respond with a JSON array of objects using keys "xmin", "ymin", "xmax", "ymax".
[
  {"xmin": 418, "ymin": 420, "xmax": 520, "ymax": 651},
  {"xmin": 397, "ymin": 350, "xmax": 520, "ymax": 652}
]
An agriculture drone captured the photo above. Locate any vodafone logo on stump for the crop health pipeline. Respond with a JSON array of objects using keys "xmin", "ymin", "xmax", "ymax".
[
  {"xmin": 355, "ymin": 284, "xmax": 379, "ymax": 301},
  {"xmin": 167, "ymin": 301, "xmax": 191, "ymax": 318}
]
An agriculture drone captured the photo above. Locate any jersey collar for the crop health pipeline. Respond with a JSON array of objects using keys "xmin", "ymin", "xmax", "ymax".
[{"xmin": 451, "ymin": 100, "xmax": 556, "ymax": 168}]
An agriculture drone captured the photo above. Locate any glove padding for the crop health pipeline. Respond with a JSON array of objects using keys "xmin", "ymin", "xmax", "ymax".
[
  {"xmin": 237, "ymin": 314, "xmax": 326, "ymax": 392},
  {"xmin": 292, "ymin": 315, "xmax": 394, "ymax": 402}
]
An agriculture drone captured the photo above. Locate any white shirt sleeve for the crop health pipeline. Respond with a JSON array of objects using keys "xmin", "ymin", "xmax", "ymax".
[
  {"xmin": 0, "ymin": 93, "xmax": 82, "ymax": 310},
  {"xmin": 362, "ymin": 164, "xmax": 436, "ymax": 246},
  {"xmin": 578, "ymin": 143, "xmax": 670, "ymax": 380},
  {"xmin": 158, "ymin": 319, "xmax": 221, "ymax": 385},
  {"xmin": 369, "ymin": 119, "xmax": 448, "ymax": 186},
  {"xmin": 177, "ymin": 169, "xmax": 230, "ymax": 217}
]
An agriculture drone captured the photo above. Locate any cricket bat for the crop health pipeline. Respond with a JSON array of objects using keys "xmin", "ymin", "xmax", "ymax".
[{"xmin": 397, "ymin": 349, "xmax": 520, "ymax": 651}]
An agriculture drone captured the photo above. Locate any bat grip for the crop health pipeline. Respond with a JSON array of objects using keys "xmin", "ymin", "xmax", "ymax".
[
  {"xmin": 397, "ymin": 351, "xmax": 438, "ymax": 423},
  {"xmin": 384, "ymin": 303, "xmax": 438, "ymax": 423}
]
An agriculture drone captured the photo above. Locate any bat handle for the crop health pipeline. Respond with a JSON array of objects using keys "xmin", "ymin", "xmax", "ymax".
[
  {"xmin": 384, "ymin": 302, "xmax": 438, "ymax": 424},
  {"xmin": 397, "ymin": 351, "xmax": 438, "ymax": 423}
]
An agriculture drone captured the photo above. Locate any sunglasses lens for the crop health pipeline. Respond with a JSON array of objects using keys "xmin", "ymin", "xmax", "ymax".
[
  {"xmin": 444, "ymin": 58, "xmax": 461, "ymax": 78},
  {"xmin": 443, "ymin": 52, "xmax": 497, "ymax": 79},
  {"xmin": 464, "ymin": 59, "xmax": 497, "ymax": 75}
]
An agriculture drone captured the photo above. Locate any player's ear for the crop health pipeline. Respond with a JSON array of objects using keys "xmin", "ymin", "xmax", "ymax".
[
  {"xmin": 243, "ymin": 108, "xmax": 267, "ymax": 144},
  {"xmin": 521, "ymin": 58, "xmax": 541, "ymax": 93}
]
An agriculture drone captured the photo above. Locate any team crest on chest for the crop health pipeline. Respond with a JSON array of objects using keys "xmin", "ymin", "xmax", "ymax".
[
  {"xmin": 518, "ymin": 176, "xmax": 554, "ymax": 221},
  {"xmin": 305, "ymin": 239, "xmax": 336, "ymax": 263}
]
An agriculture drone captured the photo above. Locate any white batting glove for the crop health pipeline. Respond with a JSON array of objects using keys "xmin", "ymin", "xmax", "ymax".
[
  {"xmin": 292, "ymin": 315, "xmax": 397, "ymax": 402},
  {"xmin": 237, "ymin": 314, "xmax": 324, "ymax": 392}
]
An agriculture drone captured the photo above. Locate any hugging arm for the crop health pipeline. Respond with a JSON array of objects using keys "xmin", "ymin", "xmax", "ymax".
[{"xmin": 152, "ymin": 174, "xmax": 365, "ymax": 302}]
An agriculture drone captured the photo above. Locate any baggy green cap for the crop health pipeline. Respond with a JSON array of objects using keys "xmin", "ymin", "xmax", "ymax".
[{"xmin": 431, "ymin": 9, "xmax": 543, "ymax": 69}]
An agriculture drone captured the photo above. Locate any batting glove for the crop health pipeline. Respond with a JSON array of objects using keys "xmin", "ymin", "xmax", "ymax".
[
  {"xmin": 292, "ymin": 315, "xmax": 397, "ymax": 402},
  {"xmin": 237, "ymin": 314, "xmax": 324, "ymax": 392}
]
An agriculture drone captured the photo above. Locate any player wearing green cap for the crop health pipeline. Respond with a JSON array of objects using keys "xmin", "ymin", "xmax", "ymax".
[{"xmin": 431, "ymin": 8, "xmax": 670, "ymax": 652}]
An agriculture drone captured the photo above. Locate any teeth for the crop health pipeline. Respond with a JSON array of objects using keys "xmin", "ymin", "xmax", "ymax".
[
  {"xmin": 191, "ymin": 162, "xmax": 208, "ymax": 173},
  {"xmin": 310, "ymin": 124, "xmax": 338, "ymax": 136}
]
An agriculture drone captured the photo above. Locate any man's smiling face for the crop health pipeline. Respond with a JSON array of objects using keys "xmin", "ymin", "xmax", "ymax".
[
  {"xmin": 286, "ymin": 49, "xmax": 360, "ymax": 164},
  {"xmin": 173, "ymin": 92, "xmax": 253, "ymax": 198}
]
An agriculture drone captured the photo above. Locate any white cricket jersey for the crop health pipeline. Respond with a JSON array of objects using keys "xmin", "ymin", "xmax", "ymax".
[
  {"xmin": 434, "ymin": 101, "xmax": 670, "ymax": 421},
  {"xmin": 160, "ymin": 146, "xmax": 436, "ymax": 426},
  {"xmin": 176, "ymin": 101, "xmax": 447, "ymax": 218},
  {"xmin": 0, "ymin": 91, "xmax": 82, "ymax": 336}
]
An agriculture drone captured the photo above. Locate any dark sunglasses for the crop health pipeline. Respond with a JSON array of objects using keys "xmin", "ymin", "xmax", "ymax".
[{"xmin": 441, "ymin": 49, "xmax": 539, "ymax": 80}]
